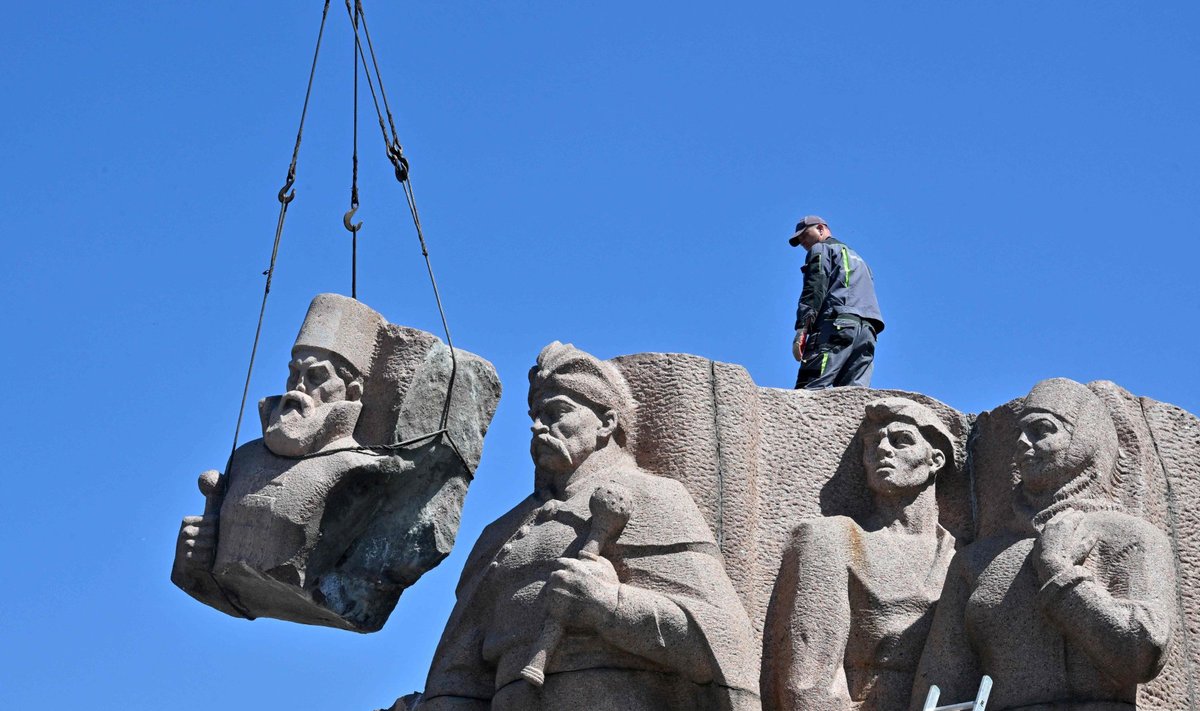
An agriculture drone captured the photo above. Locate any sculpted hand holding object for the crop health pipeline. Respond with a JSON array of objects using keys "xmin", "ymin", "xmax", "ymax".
[
  {"xmin": 911, "ymin": 378, "xmax": 1177, "ymax": 711},
  {"xmin": 413, "ymin": 342, "xmax": 760, "ymax": 711}
]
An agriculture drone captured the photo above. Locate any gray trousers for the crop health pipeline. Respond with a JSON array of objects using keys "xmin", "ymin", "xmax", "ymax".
[{"xmin": 795, "ymin": 315, "xmax": 876, "ymax": 389}]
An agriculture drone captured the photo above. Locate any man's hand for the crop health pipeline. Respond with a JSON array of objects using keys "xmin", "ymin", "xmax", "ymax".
[
  {"xmin": 545, "ymin": 552, "xmax": 620, "ymax": 630},
  {"xmin": 792, "ymin": 328, "xmax": 807, "ymax": 362},
  {"xmin": 1033, "ymin": 510, "xmax": 1098, "ymax": 583}
]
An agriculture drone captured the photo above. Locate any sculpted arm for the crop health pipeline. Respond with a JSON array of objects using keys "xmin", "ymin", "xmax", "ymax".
[
  {"xmin": 170, "ymin": 471, "xmax": 249, "ymax": 618},
  {"xmin": 762, "ymin": 521, "xmax": 852, "ymax": 711},
  {"xmin": 553, "ymin": 549, "xmax": 733, "ymax": 684},
  {"xmin": 910, "ymin": 550, "xmax": 979, "ymax": 711},
  {"xmin": 1035, "ymin": 519, "xmax": 1177, "ymax": 685}
]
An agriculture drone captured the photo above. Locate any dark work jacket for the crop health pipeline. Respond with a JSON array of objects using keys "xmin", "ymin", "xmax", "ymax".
[{"xmin": 795, "ymin": 237, "xmax": 884, "ymax": 333}]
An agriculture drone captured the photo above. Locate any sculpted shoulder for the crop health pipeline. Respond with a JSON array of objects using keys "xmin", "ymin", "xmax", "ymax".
[
  {"xmin": 787, "ymin": 515, "xmax": 858, "ymax": 564},
  {"xmin": 1081, "ymin": 509, "xmax": 1173, "ymax": 554},
  {"xmin": 611, "ymin": 468, "xmax": 718, "ymax": 548}
]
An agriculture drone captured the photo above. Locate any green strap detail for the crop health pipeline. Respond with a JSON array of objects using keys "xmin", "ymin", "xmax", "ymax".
[
  {"xmin": 841, "ymin": 245, "xmax": 851, "ymax": 287},
  {"xmin": 820, "ymin": 352, "xmax": 830, "ymax": 375}
]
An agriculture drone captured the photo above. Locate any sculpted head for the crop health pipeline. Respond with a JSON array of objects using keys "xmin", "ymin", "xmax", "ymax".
[
  {"xmin": 1017, "ymin": 378, "xmax": 1118, "ymax": 499},
  {"xmin": 859, "ymin": 398, "xmax": 954, "ymax": 498},
  {"xmin": 263, "ymin": 348, "xmax": 365, "ymax": 457},
  {"xmin": 527, "ymin": 342, "xmax": 636, "ymax": 479},
  {"xmin": 260, "ymin": 294, "xmax": 384, "ymax": 458}
]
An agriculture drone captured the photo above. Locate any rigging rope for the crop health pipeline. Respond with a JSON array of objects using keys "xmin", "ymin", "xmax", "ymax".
[
  {"xmin": 343, "ymin": 1, "xmax": 363, "ymax": 299},
  {"xmin": 222, "ymin": 0, "xmax": 466, "ymax": 497},
  {"xmin": 225, "ymin": 0, "xmax": 331, "ymax": 493},
  {"xmin": 212, "ymin": 0, "xmax": 333, "ymax": 620},
  {"xmin": 222, "ymin": 0, "xmax": 464, "ymax": 484},
  {"xmin": 344, "ymin": 0, "xmax": 459, "ymax": 432}
]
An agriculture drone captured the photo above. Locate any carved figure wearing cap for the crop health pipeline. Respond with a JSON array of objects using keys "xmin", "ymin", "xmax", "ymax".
[
  {"xmin": 412, "ymin": 341, "xmax": 760, "ymax": 711},
  {"xmin": 788, "ymin": 216, "xmax": 885, "ymax": 390},
  {"xmin": 911, "ymin": 378, "xmax": 1177, "ymax": 710},
  {"xmin": 762, "ymin": 397, "xmax": 957, "ymax": 710},
  {"xmin": 171, "ymin": 294, "xmax": 500, "ymax": 632}
]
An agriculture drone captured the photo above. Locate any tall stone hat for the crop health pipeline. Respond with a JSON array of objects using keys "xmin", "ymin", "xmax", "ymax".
[{"xmin": 293, "ymin": 293, "xmax": 385, "ymax": 377}]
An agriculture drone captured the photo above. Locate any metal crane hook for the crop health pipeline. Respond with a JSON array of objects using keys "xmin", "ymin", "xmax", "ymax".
[
  {"xmin": 343, "ymin": 204, "xmax": 363, "ymax": 232},
  {"xmin": 277, "ymin": 174, "xmax": 296, "ymax": 205}
]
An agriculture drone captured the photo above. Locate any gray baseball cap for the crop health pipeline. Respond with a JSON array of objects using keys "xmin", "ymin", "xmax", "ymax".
[{"xmin": 788, "ymin": 215, "xmax": 827, "ymax": 247}]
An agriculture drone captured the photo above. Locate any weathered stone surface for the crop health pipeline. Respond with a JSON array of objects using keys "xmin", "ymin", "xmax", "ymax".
[
  {"xmin": 761, "ymin": 397, "xmax": 958, "ymax": 711},
  {"xmin": 606, "ymin": 357, "xmax": 1199, "ymax": 710},
  {"xmin": 409, "ymin": 343, "xmax": 760, "ymax": 711},
  {"xmin": 913, "ymin": 378, "xmax": 1181, "ymax": 710},
  {"xmin": 171, "ymin": 294, "xmax": 500, "ymax": 632},
  {"xmin": 612, "ymin": 353, "xmax": 972, "ymax": 635},
  {"xmin": 375, "ymin": 345, "xmax": 1198, "ymax": 711}
]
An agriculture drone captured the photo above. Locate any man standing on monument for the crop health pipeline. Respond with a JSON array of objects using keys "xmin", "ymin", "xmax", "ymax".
[
  {"xmin": 789, "ymin": 215, "xmax": 884, "ymax": 389},
  {"xmin": 412, "ymin": 341, "xmax": 760, "ymax": 711}
]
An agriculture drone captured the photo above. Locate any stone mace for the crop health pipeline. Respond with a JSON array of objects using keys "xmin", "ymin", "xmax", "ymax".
[{"xmin": 520, "ymin": 483, "xmax": 634, "ymax": 687}]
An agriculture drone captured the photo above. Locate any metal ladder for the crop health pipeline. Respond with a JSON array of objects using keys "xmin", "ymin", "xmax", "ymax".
[{"xmin": 922, "ymin": 675, "xmax": 992, "ymax": 711}]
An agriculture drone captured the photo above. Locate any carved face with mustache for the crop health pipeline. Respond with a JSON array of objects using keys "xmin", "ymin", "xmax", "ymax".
[
  {"xmin": 528, "ymin": 387, "xmax": 615, "ymax": 479},
  {"xmin": 261, "ymin": 347, "xmax": 364, "ymax": 458}
]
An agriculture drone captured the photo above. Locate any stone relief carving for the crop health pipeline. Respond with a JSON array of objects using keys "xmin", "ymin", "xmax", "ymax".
[
  {"xmin": 407, "ymin": 342, "xmax": 760, "ymax": 711},
  {"xmin": 171, "ymin": 293, "xmax": 500, "ymax": 632},
  {"xmin": 162, "ymin": 320, "xmax": 1197, "ymax": 710},
  {"xmin": 911, "ymin": 378, "xmax": 1178, "ymax": 710},
  {"xmin": 762, "ymin": 397, "xmax": 958, "ymax": 711}
]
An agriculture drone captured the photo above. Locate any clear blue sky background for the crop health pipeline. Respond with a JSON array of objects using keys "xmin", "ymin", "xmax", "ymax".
[{"xmin": 2, "ymin": 2, "xmax": 1197, "ymax": 709}]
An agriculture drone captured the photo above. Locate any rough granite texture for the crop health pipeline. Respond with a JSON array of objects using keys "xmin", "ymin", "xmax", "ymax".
[
  {"xmin": 411, "ymin": 342, "xmax": 760, "ymax": 711},
  {"xmin": 610, "ymin": 354, "xmax": 1197, "ymax": 710},
  {"xmin": 172, "ymin": 294, "xmax": 501, "ymax": 632},
  {"xmin": 613, "ymin": 353, "xmax": 971, "ymax": 635}
]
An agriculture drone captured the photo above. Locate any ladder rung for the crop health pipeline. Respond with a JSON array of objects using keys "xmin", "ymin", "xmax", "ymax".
[{"xmin": 923, "ymin": 675, "xmax": 992, "ymax": 711}]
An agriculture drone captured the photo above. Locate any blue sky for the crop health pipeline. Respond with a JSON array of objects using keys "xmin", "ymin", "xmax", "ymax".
[{"xmin": 2, "ymin": 2, "xmax": 1197, "ymax": 709}]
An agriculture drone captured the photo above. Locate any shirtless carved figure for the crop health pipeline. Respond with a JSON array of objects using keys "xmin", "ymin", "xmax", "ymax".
[{"xmin": 763, "ymin": 397, "xmax": 958, "ymax": 711}]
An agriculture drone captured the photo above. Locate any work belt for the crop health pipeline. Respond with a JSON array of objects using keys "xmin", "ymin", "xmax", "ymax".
[{"xmin": 824, "ymin": 312, "xmax": 877, "ymax": 334}]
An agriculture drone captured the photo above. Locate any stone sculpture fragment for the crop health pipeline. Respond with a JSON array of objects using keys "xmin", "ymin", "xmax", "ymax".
[{"xmin": 171, "ymin": 293, "xmax": 501, "ymax": 632}]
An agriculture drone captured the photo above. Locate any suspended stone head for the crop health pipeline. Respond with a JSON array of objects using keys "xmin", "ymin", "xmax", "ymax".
[
  {"xmin": 171, "ymin": 293, "xmax": 501, "ymax": 632},
  {"xmin": 261, "ymin": 294, "xmax": 382, "ymax": 457}
]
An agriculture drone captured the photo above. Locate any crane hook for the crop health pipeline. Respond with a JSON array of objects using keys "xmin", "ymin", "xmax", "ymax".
[
  {"xmin": 277, "ymin": 174, "xmax": 296, "ymax": 205},
  {"xmin": 343, "ymin": 204, "xmax": 363, "ymax": 233}
]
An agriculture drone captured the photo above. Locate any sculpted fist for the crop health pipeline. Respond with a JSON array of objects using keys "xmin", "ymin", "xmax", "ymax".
[
  {"xmin": 176, "ymin": 515, "xmax": 217, "ymax": 569},
  {"xmin": 545, "ymin": 552, "xmax": 620, "ymax": 629},
  {"xmin": 1034, "ymin": 510, "xmax": 1099, "ymax": 583},
  {"xmin": 175, "ymin": 470, "xmax": 222, "ymax": 572}
]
